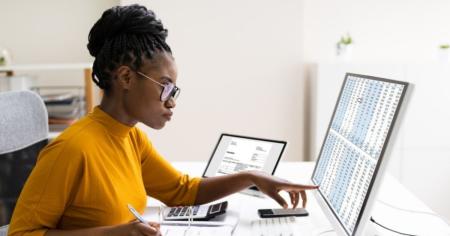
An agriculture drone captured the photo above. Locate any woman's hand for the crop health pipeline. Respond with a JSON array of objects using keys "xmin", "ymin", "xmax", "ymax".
[
  {"xmin": 249, "ymin": 171, "xmax": 319, "ymax": 209},
  {"xmin": 113, "ymin": 221, "xmax": 161, "ymax": 236},
  {"xmin": 196, "ymin": 170, "xmax": 318, "ymax": 207}
]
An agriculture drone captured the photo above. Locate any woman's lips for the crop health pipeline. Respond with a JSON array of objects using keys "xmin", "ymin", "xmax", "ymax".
[{"xmin": 163, "ymin": 112, "xmax": 173, "ymax": 120}]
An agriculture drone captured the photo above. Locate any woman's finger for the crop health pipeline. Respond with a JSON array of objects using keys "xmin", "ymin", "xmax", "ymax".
[
  {"xmin": 288, "ymin": 191, "xmax": 300, "ymax": 208},
  {"xmin": 281, "ymin": 183, "xmax": 319, "ymax": 191},
  {"xmin": 148, "ymin": 221, "xmax": 160, "ymax": 229},
  {"xmin": 136, "ymin": 222, "xmax": 159, "ymax": 235},
  {"xmin": 289, "ymin": 191, "xmax": 295, "ymax": 207},
  {"xmin": 300, "ymin": 190, "xmax": 307, "ymax": 208},
  {"xmin": 270, "ymin": 191, "xmax": 288, "ymax": 208},
  {"xmin": 293, "ymin": 191, "xmax": 300, "ymax": 208}
]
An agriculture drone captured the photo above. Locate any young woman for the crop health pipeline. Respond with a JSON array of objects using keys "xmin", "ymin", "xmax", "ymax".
[{"xmin": 8, "ymin": 4, "xmax": 317, "ymax": 236}]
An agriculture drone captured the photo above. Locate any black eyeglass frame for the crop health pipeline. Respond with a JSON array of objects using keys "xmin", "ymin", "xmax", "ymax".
[{"xmin": 137, "ymin": 71, "xmax": 180, "ymax": 102}]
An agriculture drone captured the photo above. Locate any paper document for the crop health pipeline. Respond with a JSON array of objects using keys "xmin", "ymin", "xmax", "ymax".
[
  {"xmin": 161, "ymin": 225, "xmax": 233, "ymax": 236},
  {"xmin": 217, "ymin": 137, "xmax": 273, "ymax": 176},
  {"xmin": 143, "ymin": 206, "xmax": 240, "ymax": 234}
]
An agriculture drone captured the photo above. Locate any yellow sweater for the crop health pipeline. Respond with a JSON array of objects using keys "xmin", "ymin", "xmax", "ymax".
[{"xmin": 8, "ymin": 107, "xmax": 200, "ymax": 236}]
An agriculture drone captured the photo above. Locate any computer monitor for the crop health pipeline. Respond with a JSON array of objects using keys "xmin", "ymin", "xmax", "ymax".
[
  {"xmin": 203, "ymin": 133, "xmax": 286, "ymax": 177},
  {"xmin": 311, "ymin": 73, "xmax": 410, "ymax": 236},
  {"xmin": 203, "ymin": 133, "xmax": 287, "ymax": 196}
]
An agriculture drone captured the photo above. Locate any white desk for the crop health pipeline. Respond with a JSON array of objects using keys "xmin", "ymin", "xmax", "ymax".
[{"xmin": 145, "ymin": 162, "xmax": 449, "ymax": 235}]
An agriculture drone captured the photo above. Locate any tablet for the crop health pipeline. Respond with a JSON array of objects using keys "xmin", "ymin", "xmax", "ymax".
[{"xmin": 202, "ymin": 133, "xmax": 287, "ymax": 195}]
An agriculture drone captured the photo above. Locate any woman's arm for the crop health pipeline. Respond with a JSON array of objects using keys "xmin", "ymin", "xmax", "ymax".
[
  {"xmin": 44, "ymin": 222, "xmax": 160, "ymax": 236},
  {"xmin": 195, "ymin": 171, "xmax": 318, "ymax": 208},
  {"xmin": 45, "ymin": 226, "xmax": 113, "ymax": 236},
  {"xmin": 194, "ymin": 171, "xmax": 254, "ymax": 205}
]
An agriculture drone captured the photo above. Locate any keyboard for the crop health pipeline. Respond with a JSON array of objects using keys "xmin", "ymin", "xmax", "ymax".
[
  {"xmin": 163, "ymin": 201, "xmax": 228, "ymax": 221},
  {"xmin": 251, "ymin": 216, "xmax": 298, "ymax": 236}
]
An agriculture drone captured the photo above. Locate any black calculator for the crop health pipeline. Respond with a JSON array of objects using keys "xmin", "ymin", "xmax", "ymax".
[{"xmin": 162, "ymin": 201, "xmax": 228, "ymax": 221}]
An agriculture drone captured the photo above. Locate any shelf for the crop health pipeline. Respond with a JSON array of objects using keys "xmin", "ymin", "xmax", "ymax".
[
  {"xmin": 0, "ymin": 63, "xmax": 92, "ymax": 71},
  {"xmin": 0, "ymin": 63, "xmax": 94, "ymax": 113}
]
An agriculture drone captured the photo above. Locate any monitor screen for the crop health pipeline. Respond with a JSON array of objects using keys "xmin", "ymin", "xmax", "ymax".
[
  {"xmin": 312, "ymin": 73, "xmax": 408, "ymax": 235},
  {"xmin": 203, "ymin": 134, "xmax": 286, "ymax": 177}
]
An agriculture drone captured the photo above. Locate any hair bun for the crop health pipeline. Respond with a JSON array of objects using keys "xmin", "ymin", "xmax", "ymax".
[{"xmin": 87, "ymin": 4, "xmax": 168, "ymax": 57}]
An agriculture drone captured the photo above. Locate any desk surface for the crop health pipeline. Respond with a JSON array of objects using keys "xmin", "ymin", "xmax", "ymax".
[{"xmin": 146, "ymin": 161, "xmax": 449, "ymax": 235}]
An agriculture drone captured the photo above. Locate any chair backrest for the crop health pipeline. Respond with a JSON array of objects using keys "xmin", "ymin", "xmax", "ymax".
[
  {"xmin": 0, "ymin": 225, "xmax": 8, "ymax": 235},
  {"xmin": 0, "ymin": 90, "xmax": 48, "ymax": 154},
  {"xmin": 0, "ymin": 90, "xmax": 49, "ymax": 228}
]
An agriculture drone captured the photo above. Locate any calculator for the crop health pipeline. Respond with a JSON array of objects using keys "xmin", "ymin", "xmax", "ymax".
[{"xmin": 162, "ymin": 201, "xmax": 228, "ymax": 221}]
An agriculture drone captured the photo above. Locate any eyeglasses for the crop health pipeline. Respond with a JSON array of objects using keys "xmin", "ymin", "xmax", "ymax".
[{"xmin": 137, "ymin": 71, "xmax": 180, "ymax": 102}]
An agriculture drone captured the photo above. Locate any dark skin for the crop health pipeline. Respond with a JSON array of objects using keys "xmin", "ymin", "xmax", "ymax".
[{"xmin": 46, "ymin": 52, "xmax": 318, "ymax": 236}]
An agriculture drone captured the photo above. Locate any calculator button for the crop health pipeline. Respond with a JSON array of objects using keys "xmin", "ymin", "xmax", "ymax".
[
  {"xmin": 193, "ymin": 206, "xmax": 199, "ymax": 215},
  {"xmin": 180, "ymin": 207, "xmax": 188, "ymax": 216},
  {"xmin": 209, "ymin": 203, "xmax": 221, "ymax": 214},
  {"xmin": 174, "ymin": 207, "xmax": 182, "ymax": 216},
  {"xmin": 167, "ymin": 208, "xmax": 176, "ymax": 217}
]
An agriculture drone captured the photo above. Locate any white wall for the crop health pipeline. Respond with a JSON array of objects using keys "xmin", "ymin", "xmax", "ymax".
[
  {"xmin": 122, "ymin": 0, "xmax": 307, "ymax": 162},
  {"xmin": 303, "ymin": 0, "xmax": 450, "ymax": 63},
  {"xmin": 0, "ymin": 0, "xmax": 118, "ymax": 88}
]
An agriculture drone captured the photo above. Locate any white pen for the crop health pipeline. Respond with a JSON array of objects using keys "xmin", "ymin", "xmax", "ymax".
[{"xmin": 127, "ymin": 204, "xmax": 147, "ymax": 224}]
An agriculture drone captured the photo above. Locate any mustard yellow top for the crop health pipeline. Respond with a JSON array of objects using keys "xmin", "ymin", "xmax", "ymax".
[{"xmin": 8, "ymin": 107, "xmax": 200, "ymax": 236}]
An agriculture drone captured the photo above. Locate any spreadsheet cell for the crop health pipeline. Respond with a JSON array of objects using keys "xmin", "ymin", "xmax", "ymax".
[
  {"xmin": 313, "ymin": 75, "xmax": 406, "ymax": 235},
  {"xmin": 330, "ymin": 76, "xmax": 403, "ymax": 160}
]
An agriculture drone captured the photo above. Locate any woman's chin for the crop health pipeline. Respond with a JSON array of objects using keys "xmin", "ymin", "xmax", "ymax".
[{"xmin": 145, "ymin": 120, "xmax": 166, "ymax": 130}]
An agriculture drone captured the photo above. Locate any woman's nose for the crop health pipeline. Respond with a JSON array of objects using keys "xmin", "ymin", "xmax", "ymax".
[{"xmin": 165, "ymin": 98, "xmax": 176, "ymax": 108}]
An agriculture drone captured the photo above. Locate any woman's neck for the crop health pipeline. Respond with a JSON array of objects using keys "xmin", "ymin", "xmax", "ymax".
[{"xmin": 99, "ymin": 96, "xmax": 138, "ymax": 127}]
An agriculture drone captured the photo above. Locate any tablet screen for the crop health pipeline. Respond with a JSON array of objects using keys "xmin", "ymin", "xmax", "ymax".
[{"xmin": 203, "ymin": 134, "xmax": 287, "ymax": 177}]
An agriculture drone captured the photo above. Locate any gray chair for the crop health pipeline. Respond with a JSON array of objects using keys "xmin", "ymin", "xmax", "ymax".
[{"xmin": 0, "ymin": 90, "xmax": 49, "ymax": 235}]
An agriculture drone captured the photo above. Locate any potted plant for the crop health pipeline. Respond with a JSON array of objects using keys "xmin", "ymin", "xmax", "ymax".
[
  {"xmin": 336, "ymin": 33, "xmax": 353, "ymax": 60},
  {"xmin": 0, "ymin": 47, "xmax": 12, "ymax": 66},
  {"xmin": 438, "ymin": 44, "xmax": 449, "ymax": 62}
]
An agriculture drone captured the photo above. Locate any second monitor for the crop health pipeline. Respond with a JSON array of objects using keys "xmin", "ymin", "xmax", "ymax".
[{"xmin": 203, "ymin": 133, "xmax": 287, "ymax": 195}]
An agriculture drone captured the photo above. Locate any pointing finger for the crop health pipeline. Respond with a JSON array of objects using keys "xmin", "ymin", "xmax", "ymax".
[{"xmin": 282, "ymin": 183, "xmax": 319, "ymax": 192}]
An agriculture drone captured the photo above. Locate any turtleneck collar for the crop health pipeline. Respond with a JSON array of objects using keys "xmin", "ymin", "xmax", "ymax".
[{"xmin": 88, "ymin": 106, "xmax": 134, "ymax": 137}]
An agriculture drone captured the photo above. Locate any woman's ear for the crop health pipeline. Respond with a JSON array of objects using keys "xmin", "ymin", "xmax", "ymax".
[{"xmin": 116, "ymin": 66, "xmax": 133, "ymax": 90}]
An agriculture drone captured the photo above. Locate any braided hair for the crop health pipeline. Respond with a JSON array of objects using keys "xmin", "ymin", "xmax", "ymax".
[{"xmin": 87, "ymin": 4, "xmax": 172, "ymax": 91}]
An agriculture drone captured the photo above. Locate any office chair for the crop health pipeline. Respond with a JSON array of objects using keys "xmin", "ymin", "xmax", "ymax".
[{"xmin": 0, "ymin": 90, "xmax": 49, "ymax": 235}]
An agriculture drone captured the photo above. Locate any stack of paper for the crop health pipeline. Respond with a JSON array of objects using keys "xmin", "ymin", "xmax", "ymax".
[
  {"xmin": 143, "ymin": 206, "xmax": 240, "ymax": 235},
  {"xmin": 161, "ymin": 225, "xmax": 233, "ymax": 236}
]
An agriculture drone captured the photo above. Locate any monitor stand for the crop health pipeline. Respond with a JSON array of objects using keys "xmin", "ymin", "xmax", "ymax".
[{"xmin": 361, "ymin": 220, "xmax": 380, "ymax": 236}]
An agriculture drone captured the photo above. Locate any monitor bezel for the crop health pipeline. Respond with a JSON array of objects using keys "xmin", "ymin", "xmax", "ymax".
[
  {"xmin": 202, "ymin": 133, "xmax": 287, "ymax": 182},
  {"xmin": 310, "ymin": 73, "xmax": 409, "ymax": 236}
]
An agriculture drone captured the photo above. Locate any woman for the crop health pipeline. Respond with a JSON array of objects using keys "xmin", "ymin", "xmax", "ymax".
[{"xmin": 8, "ymin": 4, "xmax": 317, "ymax": 236}]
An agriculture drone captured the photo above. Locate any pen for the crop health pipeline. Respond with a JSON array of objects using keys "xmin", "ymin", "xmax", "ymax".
[{"xmin": 127, "ymin": 204, "xmax": 147, "ymax": 224}]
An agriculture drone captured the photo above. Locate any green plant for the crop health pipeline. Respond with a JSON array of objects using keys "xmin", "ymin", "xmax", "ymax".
[
  {"xmin": 336, "ymin": 33, "xmax": 353, "ymax": 56},
  {"xmin": 439, "ymin": 44, "xmax": 450, "ymax": 49},
  {"xmin": 339, "ymin": 34, "xmax": 353, "ymax": 45},
  {"xmin": 0, "ymin": 56, "xmax": 4, "ymax": 65}
]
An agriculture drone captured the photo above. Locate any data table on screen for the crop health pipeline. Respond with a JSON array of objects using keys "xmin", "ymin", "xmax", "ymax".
[{"xmin": 313, "ymin": 75, "xmax": 405, "ymax": 234}]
